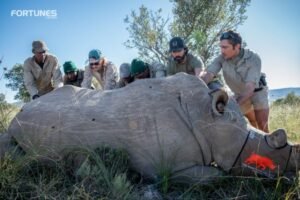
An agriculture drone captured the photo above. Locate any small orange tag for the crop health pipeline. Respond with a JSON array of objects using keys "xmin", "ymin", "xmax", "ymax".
[{"xmin": 244, "ymin": 152, "xmax": 276, "ymax": 171}]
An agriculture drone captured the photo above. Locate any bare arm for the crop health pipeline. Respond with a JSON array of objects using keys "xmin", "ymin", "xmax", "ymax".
[
  {"xmin": 194, "ymin": 68, "xmax": 203, "ymax": 77},
  {"xmin": 200, "ymin": 71, "xmax": 215, "ymax": 84},
  {"xmin": 236, "ymin": 82, "xmax": 255, "ymax": 105}
]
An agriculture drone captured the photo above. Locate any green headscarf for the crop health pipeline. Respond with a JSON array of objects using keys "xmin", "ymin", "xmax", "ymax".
[
  {"xmin": 63, "ymin": 61, "xmax": 77, "ymax": 73},
  {"xmin": 130, "ymin": 58, "xmax": 147, "ymax": 76}
]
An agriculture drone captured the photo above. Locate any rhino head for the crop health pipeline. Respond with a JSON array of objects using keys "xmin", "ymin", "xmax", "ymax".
[{"xmin": 203, "ymin": 89, "xmax": 300, "ymax": 178}]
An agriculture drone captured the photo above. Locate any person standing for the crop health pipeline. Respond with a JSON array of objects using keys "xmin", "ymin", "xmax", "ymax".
[
  {"xmin": 201, "ymin": 30, "xmax": 269, "ymax": 132},
  {"xmin": 23, "ymin": 40, "xmax": 63, "ymax": 100}
]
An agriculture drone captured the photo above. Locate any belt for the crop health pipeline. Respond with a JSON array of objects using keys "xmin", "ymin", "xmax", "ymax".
[{"xmin": 254, "ymin": 87, "xmax": 263, "ymax": 92}]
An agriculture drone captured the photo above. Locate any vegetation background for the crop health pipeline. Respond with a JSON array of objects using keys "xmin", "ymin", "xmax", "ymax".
[{"xmin": 0, "ymin": 0, "xmax": 299, "ymax": 199}]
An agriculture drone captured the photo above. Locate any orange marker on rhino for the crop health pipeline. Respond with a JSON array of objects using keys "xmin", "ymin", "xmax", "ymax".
[{"xmin": 244, "ymin": 153, "xmax": 277, "ymax": 171}]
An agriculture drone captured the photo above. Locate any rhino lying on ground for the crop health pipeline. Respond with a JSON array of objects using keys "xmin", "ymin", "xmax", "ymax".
[{"xmin": 2, "ymin": 73, "xmax": 300, "ymax": 181}]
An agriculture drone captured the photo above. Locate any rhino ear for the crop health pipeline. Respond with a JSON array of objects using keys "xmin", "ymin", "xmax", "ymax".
[
  {"xmin": 209, "ymin": 89, "xmax": 229, "ymax": 116},
  {"xmin": 266, "ymin": 129, "xmax": 287, "ymax": 148}
]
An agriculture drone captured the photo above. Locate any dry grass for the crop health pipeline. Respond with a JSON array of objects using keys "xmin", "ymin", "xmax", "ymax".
[{"xmin": 270, "ymin": 102, "xmax": 300, "ymax": 143}]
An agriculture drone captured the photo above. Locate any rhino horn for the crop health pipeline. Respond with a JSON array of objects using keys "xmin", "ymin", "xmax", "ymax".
[
  {"xmin": 265, "ymin": 129, "xmax": 287, "ymax": 148},
  {"xmin": 210, "ymin": 89, "xmax": 229, "ymax": 116}
]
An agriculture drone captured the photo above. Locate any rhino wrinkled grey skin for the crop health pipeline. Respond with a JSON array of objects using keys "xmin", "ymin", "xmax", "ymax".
[{"xmin": 3, "ymin": 73, "xmax": 300, "ymax": 181}]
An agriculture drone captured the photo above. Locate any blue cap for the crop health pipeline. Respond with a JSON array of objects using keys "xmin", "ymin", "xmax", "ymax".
[{"xmin": 88, "ymin": 49, "xmax": 102, "ymax": 60}]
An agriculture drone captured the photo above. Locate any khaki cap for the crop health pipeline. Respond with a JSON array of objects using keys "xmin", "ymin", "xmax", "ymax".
[{"xmin": 32, "ymin": 40, "xmax": 49, "ymax": 53}]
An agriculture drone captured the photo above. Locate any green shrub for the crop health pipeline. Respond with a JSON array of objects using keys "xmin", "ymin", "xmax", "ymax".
[
  {"xmin": 270, "ymin": 92, "xmax": 300, "ymax": 142},
  {"xmin": 273, "ymin": 92, "xmax": 300, "ymax": 106},
  {"xmin": 0, "ymin": 99, "xmax": 19, "ymax": 133}
]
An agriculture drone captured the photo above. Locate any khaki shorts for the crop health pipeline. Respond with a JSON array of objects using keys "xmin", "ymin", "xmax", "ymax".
[{"xmin": 239, "ymin": 87, "xmax": 269, "ymax": 114}]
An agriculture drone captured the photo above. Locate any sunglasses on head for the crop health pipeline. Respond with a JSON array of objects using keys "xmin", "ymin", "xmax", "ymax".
[
  {"xmin": 220, "ymin": 32, "xmax": 241, "ymax": 43},
  {"xmin": 89, "ymin": 62, "xmax": 99, "ymax": 67}
]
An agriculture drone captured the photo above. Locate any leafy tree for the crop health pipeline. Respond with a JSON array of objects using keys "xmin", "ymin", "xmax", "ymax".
[
  {"xmin": 4, "ymin": 64, "xmax": 30, "ymax": 102},
  {"xmin": 124, "ymin": 0, "xmax": 250, "ymax": 65},
  {"xmin": 124, "ymin": 6, "xmax": 170, "ymax": 64},
  {"xmin": 0, "ymin": 93, "xmax": 6, "ymax": 104}
]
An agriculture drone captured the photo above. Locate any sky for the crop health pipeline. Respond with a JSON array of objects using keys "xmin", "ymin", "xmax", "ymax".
[{"xmin": 0, "ymin": 0, "xmax": 299, "ymax": 103}]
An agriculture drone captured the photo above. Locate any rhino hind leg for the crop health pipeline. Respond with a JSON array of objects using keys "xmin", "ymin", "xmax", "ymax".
[{"xmin": 171, "ymin": 165, "xmax": 224, "ymax": 184}]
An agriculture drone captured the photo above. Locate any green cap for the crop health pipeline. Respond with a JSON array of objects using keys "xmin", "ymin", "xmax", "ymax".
[
  {"xmin": 130, "ymin": 58, "xmax": 147, "ymax": 76},
  {"xmin": 63, "ymin": 61, "xmax": 77, "ymax": 73}
]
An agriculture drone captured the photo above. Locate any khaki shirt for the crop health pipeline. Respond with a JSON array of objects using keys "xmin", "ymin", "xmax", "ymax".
[
  {"xmin": 207, "ymin": 49, "xmax": 262, "ymax": 95},
  {"xmin": 167, "ymin": 53, "xmax": 204, "ymax": 76},
  {"xmin": 63, "ymin": 69, "xmax": 84, "ymax": 87},
  {"xmin": 23, "ymin": 54, "xmax": 63, "ymax": 98},
  {"xmin": 81, "ymin": 61, "xmax": 119, "ymax": 90}
]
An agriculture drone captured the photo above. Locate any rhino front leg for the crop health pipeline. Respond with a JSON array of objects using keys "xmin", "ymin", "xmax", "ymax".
[{"xmin": 171, "ymin": 165, "xmax": 224, "ymax": 184}]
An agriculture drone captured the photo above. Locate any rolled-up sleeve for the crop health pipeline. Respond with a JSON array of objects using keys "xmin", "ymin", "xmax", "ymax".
[
  {"xmin": 23, "ymin": 60, "xmax": 38, "ymax": 97},
  {"xmin": 104, "ymin": 64, "xmax": 119, "ymax": 90},
  {"xmin": 244, "ymin": 54, "xmax": 261, "ymax": 84},
  {"xmin": 191, "ymin": 55, "xmax": 204, "ymax": 69},
  {"xmin": 206, "ymin": 56, "xmax": 223, "ymax": 76}
]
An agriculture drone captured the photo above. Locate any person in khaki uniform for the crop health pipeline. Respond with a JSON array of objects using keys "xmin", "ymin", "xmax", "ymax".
[
  {"xmin": 81, "ymin": 49, "xmax": 119, "ymax": 90},
  {"xmin": 117, "ymin": 63, "xmax": 133, "ymax": 88},
  {"xmin": 63, "ymin": 61, "xmax": 84, "ymax": 87},
  {"xmin": 167, "ymin": 37, "xmax": 204, "ymax": 76},
  {"xmin": 129, "ymin": 58, "xmax": 166, "ymax": 81},
  {"xmin": 23, "ymin": 40, "xmax": 63, "ymax": 100},
  {"xmin": 201, "ymin": 30, "xmax": 269, "ymax": 132}
]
